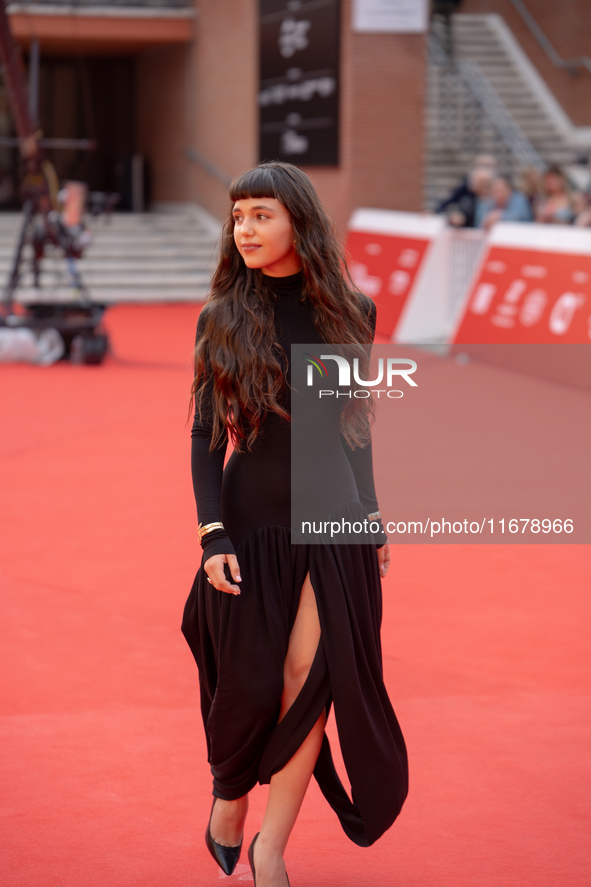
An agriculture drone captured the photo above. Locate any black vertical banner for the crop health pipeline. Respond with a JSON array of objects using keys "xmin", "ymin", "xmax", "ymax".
[{"xmin": 259, "ymin": 0, "xmax": 340, "ymax": 166}]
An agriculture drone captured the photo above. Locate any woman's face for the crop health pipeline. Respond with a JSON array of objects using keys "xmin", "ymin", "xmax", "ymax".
[{"xmin": 232, "ymin": 197, "xmax": 302, "ymax": 277}]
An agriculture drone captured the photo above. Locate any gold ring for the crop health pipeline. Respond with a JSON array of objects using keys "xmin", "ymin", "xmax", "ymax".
[{"xmin": 206, "ymin": 577, "xmax": 213, "ymax": 585}]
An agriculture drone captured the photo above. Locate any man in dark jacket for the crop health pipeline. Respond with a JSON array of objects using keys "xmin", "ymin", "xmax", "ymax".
[{"xmin": 437, "ymin": 165, "xmax": 494, "ymax": 227}]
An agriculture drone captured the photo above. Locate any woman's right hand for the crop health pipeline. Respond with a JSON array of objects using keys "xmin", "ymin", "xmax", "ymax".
[{"xmin": 204, "ymin": 553, "xmax": 242, "ymax": 595}]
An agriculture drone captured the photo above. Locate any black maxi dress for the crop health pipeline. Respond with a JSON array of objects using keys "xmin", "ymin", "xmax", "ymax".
[{"xmin": 181, "ymin": 271, "xmax": 408, "ymax": 848}]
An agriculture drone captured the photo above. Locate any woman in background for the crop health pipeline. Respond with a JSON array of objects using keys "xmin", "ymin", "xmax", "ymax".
[{"xmin": 535, "ymin": 166, "xmax": 575, "ymax": 224}]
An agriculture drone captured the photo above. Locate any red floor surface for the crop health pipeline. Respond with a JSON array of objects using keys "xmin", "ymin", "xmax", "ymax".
[{"xmin": 1, "ymin": 305, "xmax": 590, "ymax": 886}]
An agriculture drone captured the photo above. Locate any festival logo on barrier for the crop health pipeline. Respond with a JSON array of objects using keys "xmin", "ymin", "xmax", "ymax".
[
  {"xmin": 345, "ymin": 230, "xmax": 430, "ymax": 338},
  {"xmin": 455, "ymin": 246, "xmax": 591, "ymax": 343}
]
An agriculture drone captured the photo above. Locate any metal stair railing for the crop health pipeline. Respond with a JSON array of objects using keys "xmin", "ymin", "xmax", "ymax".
[
  {"xmin": 454, "ymin": 57, "xmax": 546, "ymax": 169},
  {"xmin": 428, "ymin": 29, "xmax": 546, "ymax": 177},
  {"xmin": 184, "ymin": 147, "xmax": 233, "ymax": 189},
  {"xmin": 509, "ymin": 0, "xmax": 591, "ymax": 77}
]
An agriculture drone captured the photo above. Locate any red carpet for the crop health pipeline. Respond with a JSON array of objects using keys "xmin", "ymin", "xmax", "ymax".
[{"xmin": 1, "ymin": 305, "xmax": 589, "ymax": 886}]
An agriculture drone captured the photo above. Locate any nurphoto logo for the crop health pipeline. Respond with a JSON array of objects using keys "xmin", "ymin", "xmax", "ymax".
[{"xmin": 303, "ymin": 353, "xmax": 418, "ymax": 398}]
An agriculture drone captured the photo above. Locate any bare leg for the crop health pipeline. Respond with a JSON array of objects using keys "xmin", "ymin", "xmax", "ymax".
[{"xmin": 253, "ymin": 571, "xmax": 325, "ymax": 887}]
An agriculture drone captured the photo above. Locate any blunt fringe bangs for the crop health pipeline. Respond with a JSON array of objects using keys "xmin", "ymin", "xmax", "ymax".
[
  {"xmin": 191, "ymin": 161, "xmax": 375, "ymax": 454},
  {"xmin": 229, "ymin": 166, "xmax": 279, "ymax": 202}
]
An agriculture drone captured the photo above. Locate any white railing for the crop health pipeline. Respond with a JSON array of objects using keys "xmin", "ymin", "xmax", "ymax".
[{"xmin": 445, "ymin": 227, "xmax": 486, "ymax": 334}]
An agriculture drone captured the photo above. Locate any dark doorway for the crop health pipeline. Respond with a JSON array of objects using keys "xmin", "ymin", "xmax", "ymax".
[{"xmin": 36, "ymin": 54, "xmax": 137, "ymax": 206}]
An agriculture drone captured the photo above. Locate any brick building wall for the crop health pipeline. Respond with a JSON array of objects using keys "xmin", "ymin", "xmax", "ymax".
[
  {"xmin": 184, "ymin": 0, "xmax": 259, "ymax": 221},
  {"xmin": 136, "ymin": 0, "xmax": 259, "ymax": 214},
  {"xmin": 459, "ymin": 0, "xmax": 591, "ymax": 126},
  {"xmin": 137, "ymin": 0, "xmax": 426, "ymax": 231},
  {"xmin": 348, "ymin": 27, "xmax": 426, "ymax": 214},
  {"xmin": 310, "ymin": 1, "xmax": 427, "ymax": 231},
  {"xmin": 137, "ymin": 43, "xmax": 194, "ymax": 203}
]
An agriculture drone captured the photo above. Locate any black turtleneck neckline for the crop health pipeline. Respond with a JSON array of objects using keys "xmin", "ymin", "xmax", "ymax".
[{"xmin": 266, "ymin": 269, "xmax": 304, "ymax": 298}]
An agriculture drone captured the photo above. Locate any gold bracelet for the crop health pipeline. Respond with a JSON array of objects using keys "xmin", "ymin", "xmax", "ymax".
[
  {"xmin": 367, "ymin": 510, "xmax": 381, "ymax": 521},
  {"xmin": 198, "ymin": 521, "xmax": 225, "ymax": 545}
]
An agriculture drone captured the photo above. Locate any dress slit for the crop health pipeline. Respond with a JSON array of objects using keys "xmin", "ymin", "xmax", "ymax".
[{"xmin": 258, "ymin": 634, "xmax": 329, "ymax": 783}]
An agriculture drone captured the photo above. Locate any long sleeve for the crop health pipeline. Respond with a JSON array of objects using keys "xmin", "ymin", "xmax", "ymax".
[
  {"xmin": 341, "ymin": 434, "xmax": 387, "ymax": 547},
  {"xmin": 191, "ymin": 312, "xmax": 236, "ymax": 560},
  {"xmin": 435, "ymin": 178, "xmax": 470, "ymax": 213},
  {"xmin": 341, "ymin": 434, "xmax": 379, "ymax": 514},
  {"xmin": 341, "ymin": 294, "xmax": 388, "ymax": 546}
]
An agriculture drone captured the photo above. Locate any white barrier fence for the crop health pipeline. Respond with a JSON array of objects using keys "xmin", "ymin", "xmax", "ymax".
[{"xmin": 346, "ymin": 210, "xmax": 591, "ymax": 344}]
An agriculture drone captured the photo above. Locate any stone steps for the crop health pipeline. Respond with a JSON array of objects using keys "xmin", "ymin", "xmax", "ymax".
[
  {"xmin": 426, "ymin": 13, "xmax": 586, "ymax": 208},
  {"xmin": 0, "ymin": 208, "xmax": 220, "ymax": 304},
  {"xmin": 453, "ymin": 14, "xmax": 583, "ymax": 162}
]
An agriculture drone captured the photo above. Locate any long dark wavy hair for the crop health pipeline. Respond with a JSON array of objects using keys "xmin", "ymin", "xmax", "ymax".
[{"xmin": 191, "ymin": 161, "xmax": 375, "ymax": 453}]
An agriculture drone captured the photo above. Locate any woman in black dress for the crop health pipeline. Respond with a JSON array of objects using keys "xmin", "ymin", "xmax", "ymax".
[{"xmin": 182, "ymin": 161, "xmax": 408, "ymax": 886}]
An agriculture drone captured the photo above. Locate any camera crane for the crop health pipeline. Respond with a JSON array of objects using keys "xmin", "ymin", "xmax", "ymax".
[{"xmin": 0, "ymin": 0, "xmax": 111, "ymax": 363}]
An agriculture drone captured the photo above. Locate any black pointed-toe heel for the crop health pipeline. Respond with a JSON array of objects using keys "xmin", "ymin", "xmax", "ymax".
[
  {"xmin": 205, "ymin": 797, "xmax": 242, "ymax": 876},
  {"xmin": 247, "ymin": 833, "xmax": 290, "ymax": 886}
]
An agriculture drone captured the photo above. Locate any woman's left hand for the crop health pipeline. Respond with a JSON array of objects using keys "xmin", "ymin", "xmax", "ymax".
[{"xmin": 377, "ymin": 543, "xmax": 391, "ymax": 579}]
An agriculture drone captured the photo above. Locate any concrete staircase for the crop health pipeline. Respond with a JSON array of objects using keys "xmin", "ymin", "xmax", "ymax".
[
  {"xmin": 426, "ymin": 13, "xmax": 591, "ymax": 208},
  {"xmin": 0, "ymin": 206, "xmax": 220, "ymax": 305},
  {"xmin": 454, "ymin": 15, "xmax": 582, "ymax": 164}
]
